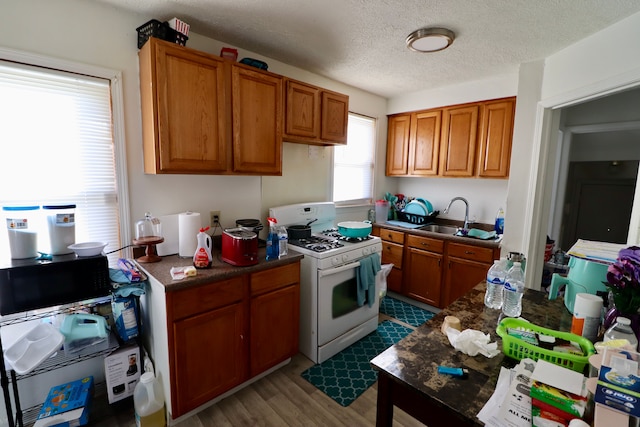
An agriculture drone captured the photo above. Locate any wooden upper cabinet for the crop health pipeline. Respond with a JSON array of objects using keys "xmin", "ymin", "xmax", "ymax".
[
  {"xmin": 320, "ymin": 91, "xmax": 348, "ymax": 144},
  {"xmin": 440, "ymin": 104, "xmax": 479, "ymax": 177},
  {"xmin": 409, "ymin": 110, "xmax": 441, "ymax": 176},
  {"xmin": 386, "ymin": 114, "xmax": 411, "ymax": 176},
  {"xmin": 140, "ymin": 37, "xmax": 228, "ymax": 174},
  {"xmin": 231, "ymin": 64, "xmax": 283, "ymax": 175},
  {"xmin": 385, "ymin": 97, "xmax": 515, "ymax": 178},
  {"xmin": 139, "ymin": 37, "xmax": 283, "ymax": 175},
  {"xmin": 285, "ymin": 80, "xmax": 321, "ymax": 139},
  {"xmin": 477, "ymin": 97, "xmax": 515, "ymax": 178},
  {"xmin": 283, "ymin": 78, "xmax": 349, "ymax": 145}
]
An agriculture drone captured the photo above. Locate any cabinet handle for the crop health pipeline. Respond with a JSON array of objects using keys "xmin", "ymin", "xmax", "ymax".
[
  {"xmin": 421, "ymin": 242, "xmax": 430, "ymax": 247},
  {"xmin": 465, "ymin": 250, "xmax": 475, "ymax": 255},
  {"xmin": 438, "ymin": 259, "xmax": 441, "ymax": 267},
  {"xmin": 240, "ymin": 334, "xmax": 244, "ymax": 341}
]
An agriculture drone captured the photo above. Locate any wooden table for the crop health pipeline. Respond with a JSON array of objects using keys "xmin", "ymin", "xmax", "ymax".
[{"xmin": 371, "ymin": 282, "xmax": 573, "ymax": 426}]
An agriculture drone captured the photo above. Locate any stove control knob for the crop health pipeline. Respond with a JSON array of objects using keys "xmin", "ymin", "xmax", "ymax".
[
  {"xmin": 363, "ymin": 247, "xmax": 371, "ymax": 256},
  {"xmin": 342, "ymin": 254, "xmax": 349, "ymax": 263},
  {"xmin": 332, "ymin": 257, "xmax": 341, "ymax": 266}
]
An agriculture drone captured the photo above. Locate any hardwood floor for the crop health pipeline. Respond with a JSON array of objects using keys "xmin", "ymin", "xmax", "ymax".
[{"xmin": 89, "ymin": 315, "xmax": 426, "ymax": 426}]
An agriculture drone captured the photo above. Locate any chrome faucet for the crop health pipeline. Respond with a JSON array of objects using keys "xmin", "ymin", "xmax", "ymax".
[{"xmin": 443, "ymin": 197, "xmax": 470, "ymax": 231}]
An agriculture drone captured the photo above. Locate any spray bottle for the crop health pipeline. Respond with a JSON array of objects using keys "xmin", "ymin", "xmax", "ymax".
[
  {"xmin": 266, "ymin": 217, "xmax": 279, "ymax": 261},
  {"xmin": 193, "ymin": 226, "xmax": 212, "ymax": 268}
]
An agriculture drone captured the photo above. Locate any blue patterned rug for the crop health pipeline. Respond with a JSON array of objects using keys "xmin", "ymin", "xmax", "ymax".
[
  {"xmin": 379, "ymin": 296, "xmax": 436, "ymax": 327},
  {"xmin": 301, "ymin": 320, "xmax": 412, "ymax": 406}
]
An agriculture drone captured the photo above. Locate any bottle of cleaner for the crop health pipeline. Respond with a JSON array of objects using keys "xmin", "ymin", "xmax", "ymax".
[
  {"xmin": 134, "ymin": 372, "xmax": 166, "ymax": 427},
  {"xmin": 495, "ymin": 207, "xmax": 505, "ymax": 234},
  {"xmin": 266, "ymin": 217, "xmax": 279, "ymax": 261},
  {"xmin": 502, "ymin": 262, "xmax": 525, "ymax": 317},
  {"xmin": 193, "ymin": 226, "xmax": 212, "ymax": 269}
]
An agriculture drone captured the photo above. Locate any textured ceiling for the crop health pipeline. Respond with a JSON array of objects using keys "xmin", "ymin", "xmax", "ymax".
[{"xmin": 98, "ymin": 0, "xmax": 640, "ymax": 98}]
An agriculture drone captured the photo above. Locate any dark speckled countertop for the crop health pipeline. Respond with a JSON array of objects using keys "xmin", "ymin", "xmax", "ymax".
[
  {"xmin": 135, "ymin": 248, "xmax": 304, "ymax": 292},
  {"xmin": 371, "ymin": 282, "xmax": 572, "ymax": 426}
]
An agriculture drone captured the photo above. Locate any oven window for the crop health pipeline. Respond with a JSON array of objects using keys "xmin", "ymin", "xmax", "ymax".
[{"xmin": 331, "ymin": 277, "xmax": 360, "ymax": 318}]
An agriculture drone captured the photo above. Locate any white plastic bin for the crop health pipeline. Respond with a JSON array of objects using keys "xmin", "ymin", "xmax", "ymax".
[
  {"xmin": 3, "ymin": 205, "xmax": 40, "ymax": 259},
  {"xmin": 43, "ymin": 204, "xmax": 76, "ymax": 255}
]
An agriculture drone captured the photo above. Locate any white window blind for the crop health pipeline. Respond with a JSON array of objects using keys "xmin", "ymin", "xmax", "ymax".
[
  {"xmin": 333, "ymin": 113, "xmax": 376, "ymax": 204},
  {"xmin": 0, "ymin": 60, "xmax": 121, "ymax": 263}
]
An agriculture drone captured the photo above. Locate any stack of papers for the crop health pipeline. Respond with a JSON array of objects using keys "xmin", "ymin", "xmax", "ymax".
[{"xmin": 567, "ymin": 239, "xmax": 626, "ymax": 264}]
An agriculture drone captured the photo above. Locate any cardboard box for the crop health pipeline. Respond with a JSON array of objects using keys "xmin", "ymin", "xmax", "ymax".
[
  {"xmin": 104, "ymin": 344, "xmax": 141, "ymax": 403},
  {"xmin": 34, "ymin": 376, "xmax": 94, "ymax": 427},
  {"xmin": 595, "ymin": 347, "xmax": 640, "ymax": 417}
]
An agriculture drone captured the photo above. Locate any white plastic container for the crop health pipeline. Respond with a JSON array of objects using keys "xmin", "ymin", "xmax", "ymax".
[
  {"xmin": 43, "ymin": 204, "xmax": 76, "ymax": 255},
  {"xmin": 134, "ymin": 372, "xmax": 166, "ymax": 427},
  {"xmin": 570, "ymin": 293, "xmax": 603, "ymax": 342},
  {"xmin": 3, "ymin": 205, "xmax": 40, "ymax": 259}
]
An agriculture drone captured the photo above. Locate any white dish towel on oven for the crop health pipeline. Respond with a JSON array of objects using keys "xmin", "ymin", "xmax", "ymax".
[{"xmin": 357, "ymin": 252, "xmax": 381, "ymax": 307}]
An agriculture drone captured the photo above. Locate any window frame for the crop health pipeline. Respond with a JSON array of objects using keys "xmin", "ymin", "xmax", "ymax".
[
  {"xmin": 0, "ymin": 46, "xmax": 132, "ymax": 255},
  {"xmin": 331, "ymin": 112, "xmax": 377, "ymax": 207}
]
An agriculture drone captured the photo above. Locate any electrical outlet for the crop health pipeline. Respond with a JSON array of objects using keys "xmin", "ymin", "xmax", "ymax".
[{"xmin": 210, "ymin": 210, "xmax": 221, "ymax": 227}]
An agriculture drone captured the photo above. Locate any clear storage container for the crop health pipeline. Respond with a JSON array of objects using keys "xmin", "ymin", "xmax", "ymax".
[
  {"xmin": 3, "ymin": 205, "xmax": 40, "ymax": 259},
  {"xmin": 43, "ymin": 204, "xmax": 76, "ymax": 255}
]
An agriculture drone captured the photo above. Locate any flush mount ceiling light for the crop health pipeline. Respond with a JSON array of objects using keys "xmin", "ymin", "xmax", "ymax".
[{"xmin": 406, "ymin": 27, "xmax": 455, "ymax": 52}]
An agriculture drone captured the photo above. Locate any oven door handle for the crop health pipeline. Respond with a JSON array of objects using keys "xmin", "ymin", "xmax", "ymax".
[{"xmin": 318, "ymin": 261, "xmax": 361, "ymax": 278}]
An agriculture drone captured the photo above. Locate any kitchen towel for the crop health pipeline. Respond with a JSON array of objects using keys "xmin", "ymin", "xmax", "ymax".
[
  {"xmin": 178, "ymin": 211, "xmax": 201, "ymax": 257},
  {"xmin": 357, "ymin": 252, "xmax": 381, "ymax": 307}
]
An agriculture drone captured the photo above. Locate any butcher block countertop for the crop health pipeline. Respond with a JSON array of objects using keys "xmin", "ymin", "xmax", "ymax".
[{"xmin": 136, "ymin": 249, "xmax": 303, "ymax": 292}]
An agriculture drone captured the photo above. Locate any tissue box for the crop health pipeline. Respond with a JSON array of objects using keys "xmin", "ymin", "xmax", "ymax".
[
  {"xmin": 34, "ymin": 376, "xmax": 94, "ymax": 427},
  {"xmin": 104, "ymin": 344, "xmax": 141, "ymax": 403},
  {"xmin": 595, "ymin": 347, "xmax": 640, "ymax": 417}
]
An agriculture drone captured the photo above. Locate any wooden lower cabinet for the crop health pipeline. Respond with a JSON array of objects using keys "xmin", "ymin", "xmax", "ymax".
[
  {"xmin": 405, "ymin": 235, "xmax": 444, "ymax": 307},
  {"xmin": 442, "ymin": 242, "xmax": 497, "ymax": 307},
  {"xmin": 166, "ymin": 261, "xmax": 300, "ymax": 418},
  {"xmin": 374, "ymin": 227, "xmax": 405, "ymax": 293},
  {"xmin": 172, "ymin": 301, "xmax": 246, "ymax": 415}
]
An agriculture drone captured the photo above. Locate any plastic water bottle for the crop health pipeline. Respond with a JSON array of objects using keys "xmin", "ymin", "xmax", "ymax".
[
  {"xmin": 502, "ymin": 262, "xmax": 524, "ymax": 317},
  {"xmin": 604, "ymin": 317, "xmax": 638, "ymax": 350},
  {"xmin": 134, "ymin": 372, "xmax": 166, "ymax": 427},
  {"xmin": 494, "ymin": 207, "xmax": 505, "ymax": 235},
  {"xmin": 277, "ymin": 225, "xmax": 288, "ymax": 258},
  {"xmin": 484, "ymin": 258, "xmax": 507, "ymax": 309},
  {"xmin": 266, "ymin": 217, "xmax": 279, "ymax": 261}
]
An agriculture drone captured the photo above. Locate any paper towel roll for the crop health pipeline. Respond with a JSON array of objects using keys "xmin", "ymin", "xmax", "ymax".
[{"xmin": 178, "ymin": 212, "xmax": 201, "ymax": 257}]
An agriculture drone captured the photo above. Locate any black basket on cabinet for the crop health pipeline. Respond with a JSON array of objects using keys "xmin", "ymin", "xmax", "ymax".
[{"xmin": 136, "ymin": 19, "xmax": 188, "ymax": 49}]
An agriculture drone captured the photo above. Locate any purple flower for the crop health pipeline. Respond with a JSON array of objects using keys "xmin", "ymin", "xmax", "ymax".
[{"xmin": 619, "ymin": 246, "xmax": 640, "ymax": 265}]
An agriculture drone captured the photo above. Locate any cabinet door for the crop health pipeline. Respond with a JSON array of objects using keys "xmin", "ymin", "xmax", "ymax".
[
  {"xmin": 409, "ymin": 110, "xmax": 441, "ymax": 176},
  {"xmin": 477, "ymin": 98, "xmax": 515, "ymax": 178},
  {"xmin": 171, "ymin": 302, "xmax": 246, "ymax": 416},
  {"xmin": 443, "ymin": 257, "xmax": 491, "ymax": 307},
  {"xmin": 440, "ymin": 104, "xmax": 479, "ymax": 177},
  {"xmin": 405, "ymin": 248, "xmax": 443, "ymax": 307},
  {"xmin": 140, "ymin": 38, "xmax": 228, "ymax": 174},
  {"xmin": 285, "ymin": 80, "xmax": 321, "ymax": 140},
  {"xmin": 386, "ymin": 114, "xmax": 411, "ymax": 175},
  {"xmin": 231, "ymin": 64, "xmax": 283, "ymax": 175},
  {"xmin": 250, "ymin": 284, "xmax": 300, "ymax": 376},
  {"xmin": 320, "ymin": 91, "xmax": 349, "ymax": 144}
]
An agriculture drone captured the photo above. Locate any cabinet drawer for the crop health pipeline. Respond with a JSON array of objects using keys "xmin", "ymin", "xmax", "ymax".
[
  {"xmin": 380, "ymin": 229, "xmax": 405, "ymax": 244},
  {"xmin": 406, "ymin": 235, "xmax": 444, "ymax": 253},
  {"xmin": 447, "ymin": 242, "xmax": 494, "ymax": 263},
  {"xmin": 381, "ymin": 241, "xmax": 403, "ymax": 268},
  {"xmin": 170, "ymin": 276, "xmax": 244, "ymax": 320},
  {"xmin": 251, "ymin": 262, "xmax": 300, "ymax": 296}
]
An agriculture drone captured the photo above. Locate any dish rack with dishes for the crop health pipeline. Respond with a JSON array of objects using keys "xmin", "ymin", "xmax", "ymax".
[
  {"xmin": 0, "ymin": 296, "xmax": 124, "ymax": 427},
  {"xmin": 396, "ymin": 210, "xmax": 440, "ymax": 225}
]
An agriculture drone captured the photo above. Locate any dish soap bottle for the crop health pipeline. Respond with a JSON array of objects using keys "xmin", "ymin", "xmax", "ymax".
[
  {"xmin": 193, "ymin": 226, "xmax": 212, "ymax": 269},
  {"xmin": 266, "ymin": 217, "xmax": 279, "ymax": 261},
  {"xmin": 494, "ymin": 207, "xmax": 505, "ymax": 235}
]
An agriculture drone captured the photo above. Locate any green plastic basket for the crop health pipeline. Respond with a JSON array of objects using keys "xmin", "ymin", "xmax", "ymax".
[{"xmin": 496, "ymin": 318, "xmax": 595, "ymax": 373}]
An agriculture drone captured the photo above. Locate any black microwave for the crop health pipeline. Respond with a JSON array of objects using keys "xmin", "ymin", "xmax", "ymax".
[{"xmin": 0, "ymin": 255, "xmax": 111, "ymax": 315}]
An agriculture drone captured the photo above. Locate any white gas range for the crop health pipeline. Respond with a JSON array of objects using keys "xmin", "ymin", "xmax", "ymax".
[{"xmin": 269, "ymin": 202, "xmax": 382, "ymax": 364}]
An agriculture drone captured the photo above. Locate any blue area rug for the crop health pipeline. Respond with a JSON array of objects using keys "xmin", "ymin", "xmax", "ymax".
[
  {"xmin": 301, "ymin": 320, "xmax": 412, "ymax": 407},
  {"xmin": 379, "ymin": 296, "xmax": 436, "ymax": 327}
]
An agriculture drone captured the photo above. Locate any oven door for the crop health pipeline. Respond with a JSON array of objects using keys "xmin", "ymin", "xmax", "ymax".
[{"xmin": 317, "ymin": 260, "xmax": 379, "ymax": 346}]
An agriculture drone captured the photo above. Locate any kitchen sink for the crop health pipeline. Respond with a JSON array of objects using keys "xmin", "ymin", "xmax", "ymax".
[{"xmin": 419, "ymin": 224, "xmax": 459, "ymax": 235}]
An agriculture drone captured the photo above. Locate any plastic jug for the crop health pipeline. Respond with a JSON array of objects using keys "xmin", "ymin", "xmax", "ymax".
[
  {"xmin": 134, "ymin": 372, "xmax": 166, "ymax": 427},
  {"xmin": 193, "ymin": 227, "xmax": 212, "ymax": 269}
]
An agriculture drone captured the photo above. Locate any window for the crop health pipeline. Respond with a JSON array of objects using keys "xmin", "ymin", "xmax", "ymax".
[
  {"xmin": 332, "ymin": 113, "xmax": 376, "ymax": 204},
  {"xmin": 0, "ymin": 57, "xmax": 127, "ymax": 265}
]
